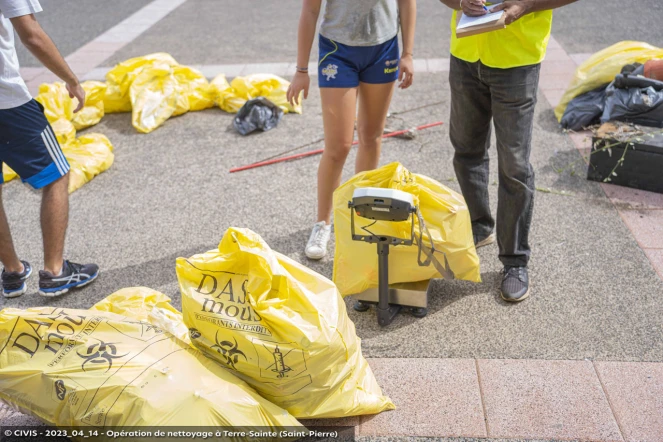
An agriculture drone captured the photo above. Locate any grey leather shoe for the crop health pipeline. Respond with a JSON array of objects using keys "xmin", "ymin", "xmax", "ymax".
[{"xmin": 500, "ymin": 266, "xmax": 530, "ymax": 302}]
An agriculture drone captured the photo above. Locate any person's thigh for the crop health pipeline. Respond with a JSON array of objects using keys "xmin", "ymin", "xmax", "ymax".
[
  {"xmin": 488, "ymin": 64, "xmax": 540, "ymax": 177},
  {"xmin": 357, "ymin": 81, "xmax": 395, "ymax": 142},
  {"xmin": 0, "ymin": 100, "xmax": 70, "ymax": 190},
  {"xmin": 449, "ymin": 56, "xmax": 493, "ymax": 154},
  {"xmin": 320, "ymin": 87, "xmax": 358, "ymax": 156}
]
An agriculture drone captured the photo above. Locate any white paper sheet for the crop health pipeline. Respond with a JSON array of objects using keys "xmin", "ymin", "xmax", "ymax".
[{"xmin": 457, "ymin": 10, "xmax": 505, "ymax": 30}]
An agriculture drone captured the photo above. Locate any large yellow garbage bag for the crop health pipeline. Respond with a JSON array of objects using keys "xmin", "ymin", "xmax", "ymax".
[
  {"xmin": 211, "ymin": 74, "xmax": 302, "ymax": 114},
  {"xmin": 333, "ymin": 162, "xmax": 481, "ymax": 296},
  {"xmin": 210, "ymin": 74, "xmax": 247, "ymax": 113},
  {"xmin": 2, "ymin": 164, "xmax": 17, "ymax": 183},
  {"xmin": 35, "ymin": 82, "xmax": 74, "ymax": 122},
  {"xmin": 555, "ymin": 41, "xmax": 663, "ymax": 121},
  {"xmin": 62, "ymin": 133, "xmax": 114, "ymax": 193},
  {"xmin": 104, "ymin": 52, "xmax": 178, "ymax": 113},
  {"xmin": 0, "ymin": 302, "xmax": 301, "ymax": 429},
  {"xmin": 173, "ymin": 66, "xmax": 215, "ymax": 116},
  {"xmin": 72, "ymin": 81, "xmax": 107, "ymax": 130},
  {"xmin": 130, "ymin": 63, "xmax": 179, "ymax": 134},
  {"xmin": 177, "ymin": 227, "xmax": 395, "ymax": 418},
  {"xmin": 91, "ymin": 287, "xmax": 190, "ymax": 344}
]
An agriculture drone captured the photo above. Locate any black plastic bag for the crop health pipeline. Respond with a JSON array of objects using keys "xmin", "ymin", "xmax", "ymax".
[
  {"xmin": 233, "ymin": 97, "xmax": 284, "ymax": 136},
  {"xmin": 560, "ymin": 85, "xmax": 607, "ymax": 130},
  {"xmin": 601, "ymin": 84, "xmax": 663, "ymax": 128}
]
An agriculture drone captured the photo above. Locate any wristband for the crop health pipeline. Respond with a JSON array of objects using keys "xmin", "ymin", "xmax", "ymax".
[
  {"xmin": 402, "ymin": 52, "xmax": 413, "ymax": 58},
  {"xmin": 296, "ymin": 66, "xmax": 309, "ymax": 73}
]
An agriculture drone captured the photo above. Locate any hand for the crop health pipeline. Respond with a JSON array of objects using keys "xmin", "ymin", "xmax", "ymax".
[
  {"xmin": 398, "ymin": 54, "xmax": 414, "ymax": 89},
  {"xmin": 490, "ymin": 0, "xmax": 534, "ymax": 25},
  {"xmin": 66, "ymin": 82, "xmax": 85, "ymax": 113},
  {"xmin": 287, "ymin": 71, "xmax": 310, "ymax": 106},
  {"xmin": 461, "ymin": 0, "xmax": 487, "ymax": 17}
]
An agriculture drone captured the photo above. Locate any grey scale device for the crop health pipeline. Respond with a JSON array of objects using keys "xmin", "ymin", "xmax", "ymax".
[{"xmin": 348, "ymin": 187, "xmax": 430, "ymax": 326}]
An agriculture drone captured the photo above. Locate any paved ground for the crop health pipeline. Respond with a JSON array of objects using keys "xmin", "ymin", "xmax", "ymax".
[{"xmin": 2, "ymin": 1, "xmax": 663, "ymax": 440}]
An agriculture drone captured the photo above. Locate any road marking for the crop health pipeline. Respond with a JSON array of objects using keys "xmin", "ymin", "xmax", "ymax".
[
  {"xmin": 25, "ymin": 0, "xmax": 188, "ymax": 94},
  {"xmin": 83, "ymin": 58, "xmax": 454, "ymax": 81}
]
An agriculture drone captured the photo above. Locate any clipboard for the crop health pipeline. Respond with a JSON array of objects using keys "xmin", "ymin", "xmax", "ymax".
[{"xmin": 455, "ymin": 10, "xmax": 506, "ymax": 38}]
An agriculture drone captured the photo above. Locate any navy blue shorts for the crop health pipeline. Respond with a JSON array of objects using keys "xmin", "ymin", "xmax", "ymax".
[
  {"xmin": 0, "ymin": 99, "xmax": 70, "ymax": 189},
  {"xmin": 318, "ymin": 35, "xmax": 400, "ymax": 88}
]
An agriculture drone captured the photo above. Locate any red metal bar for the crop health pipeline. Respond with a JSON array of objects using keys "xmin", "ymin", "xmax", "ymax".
[{"xmin": 229, "ymin": 121, "xmax": 444, "ymax": 173}]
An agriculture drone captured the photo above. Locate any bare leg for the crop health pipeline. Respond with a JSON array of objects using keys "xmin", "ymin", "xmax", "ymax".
[
  {"xmin": 41, "ymin": 173, "xmax": 69, "ymax": 275},
  {"xmin": 355, "ymin": 81, "xmax": 396, "ymax": 173},
  {"xmin": 317, "ymin": 87, "xmax": 358, "ymax": 224},
  {"xmin": 0, "ymin": 185, "xmax": 23, "ymax": 272}
]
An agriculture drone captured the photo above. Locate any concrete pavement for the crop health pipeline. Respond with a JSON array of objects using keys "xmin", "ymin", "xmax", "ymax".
[{"xmin": 2, "ymin": 0, "xmax": 663, "ymax": 440}]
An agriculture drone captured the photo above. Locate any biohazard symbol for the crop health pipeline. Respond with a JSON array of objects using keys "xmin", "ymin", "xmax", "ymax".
[
  {"xmin": 265, "ymin": 344, "xmax": 293, "ymax": 379},
  {"xmin": 211, "ymin": 331, "xmax": 247, "ymax": 370},
  {"xmin": 77, "ymin": 339, "xmax": 128, "ymax": 372}
]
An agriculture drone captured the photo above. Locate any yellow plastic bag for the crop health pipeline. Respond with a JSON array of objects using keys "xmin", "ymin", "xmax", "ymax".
[
  {"xmin": 0, "ymin": 298, "xmax": 301, "ymax": 429},
  {"xmin": 211, "ymin": 74, "xmax": 302, "ymax": 114},
  {"xmin": 173, "ymin": 66, "xmax": 215, "ymax": 116},
  {"xmin": 333, "ymin": 162, "xmax": 481, "ymax": 296},
  {"xmin": 51, "ymin": 118, "xmax": 77, "ymax": 145},
  {"xmin": 177, "ymin": 227, "xmax": 395, "ymax": 418},
  {"xmin": 91, "ymin": 287, "xmax": 190, "ymax": 344},
  {"xmin": 2, "ymin": 164, "xmax": 17, "ymax": 183},
  {"xmin": 72, "ymin": 81, "xmax": 107, "ymax": 130},
  {"xmin": 555, "ymin": 41, "xmax": 663, "ymax": 121},
  {"xmin": 35, "ymin": 82, "xmax": 74, "ymax": 123},
  {"xmin": 130, "ymin": 63, "xmax": 179, "ymax": 134},
  {"xmin": 62, "ymin": 133, "xmax": 114, "ymax": 193},
  {"xmin": 210, "ymin": 74, "xmax": 248, "ymax": 113},
  {"xmin": 104, "ymin": 52, "xmax": 178, "ymax": 113}
]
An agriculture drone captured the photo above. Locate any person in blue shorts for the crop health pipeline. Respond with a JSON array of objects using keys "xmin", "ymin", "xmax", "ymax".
[
  {"xmin": 287, "ymin": 0, "xmax": 416, "ymax": 260},
  {"xmin": 0, "ymin": 0, "xmax": 99, "ymax": 298}
]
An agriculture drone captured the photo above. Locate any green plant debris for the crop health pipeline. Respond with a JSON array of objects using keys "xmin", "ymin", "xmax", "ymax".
[{"xmin": 536, "ymin": 187, "xmax": 574, "ymax": 196}]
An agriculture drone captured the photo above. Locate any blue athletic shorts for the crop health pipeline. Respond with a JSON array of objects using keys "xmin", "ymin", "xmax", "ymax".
[
  {"xmin": 318, "ymin": 34, "xmax": 400, "ymax": 88},
  {"xmin": 0, "ymin": 99, "xmax": 70, "ymax": 189}
]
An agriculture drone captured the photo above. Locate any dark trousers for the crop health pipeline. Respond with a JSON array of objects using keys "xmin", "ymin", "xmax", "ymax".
[{"xmin": 449, "ymin": 55, "xmax": 540, "ymax": 267}]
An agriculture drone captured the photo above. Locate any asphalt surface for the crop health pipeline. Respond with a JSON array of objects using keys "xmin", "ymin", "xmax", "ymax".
[{"xmin": 15, "ymin": 0, "xmax": 153, "ymax": 67}]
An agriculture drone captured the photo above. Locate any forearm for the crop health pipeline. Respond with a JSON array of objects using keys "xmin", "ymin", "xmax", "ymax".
[
  {"xmin": 12, "ymin": 15, "xmax": 78, "ymax": 85},
  {"xmin": 296, "ymin": 1, "xmax": 321, "ymax": 69},
  {"xmin": 398, "ymin": 0, "xmax": 416, "ymax": 56},
  {"xmin": 527, "ymin": 0, "xmax": 579, "ymax": 12}
]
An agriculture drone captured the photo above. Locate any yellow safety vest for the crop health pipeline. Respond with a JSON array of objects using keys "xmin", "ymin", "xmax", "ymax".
[{"xmin": 450, "ymin": 8, "xmax": 553, "ymax": 69}]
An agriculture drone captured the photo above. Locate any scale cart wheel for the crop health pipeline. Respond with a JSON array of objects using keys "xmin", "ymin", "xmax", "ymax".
[
  {"xmin": 408, "ymin": 307, "xmax": 428, "ymax": 318},
  {"xmin": 354, "ymin": 301, "xmax": 371, "ymax": 312}
]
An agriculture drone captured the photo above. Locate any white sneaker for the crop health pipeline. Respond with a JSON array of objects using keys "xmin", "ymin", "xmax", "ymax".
[{"xmin": 305, "ymin": 221, "xmax": 332, "ymax": 260}]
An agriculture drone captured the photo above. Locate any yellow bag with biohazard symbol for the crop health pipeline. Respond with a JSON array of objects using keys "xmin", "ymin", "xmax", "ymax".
[
  {"xmin": 2, "ymin": 164, "xmax": 17, "ymax": 183},
  {"xmin": 0, "ymin": 301, "xmax": 301, "ymax": 429},
  {"xmin": 333, "ymin": 162, "xmax": 481, "ymax": 296},
  {"xmin": 176, "ymin": 227, "xmax": 395, "ymax": 418},
  {"xmin": 72, "ymin": 81, "xmax": 107, "ymax": 131},
  {"xmin": 172, "ymin": 66, "xmax": 215, "ymax": 116},
  {"xmin": 210, "ymin": 74, "xmax": 303, "ymax": 114},
  {"xmin": 555, "ymin": 41, "xmax": 663, "ymax": 121},
  {"xmin": 104, "ymin": 52, "xmax": 179, "ymax": 114},
  {"xmin": 62, "ymin": 133, "xmax": 114, "ymax": 193}
]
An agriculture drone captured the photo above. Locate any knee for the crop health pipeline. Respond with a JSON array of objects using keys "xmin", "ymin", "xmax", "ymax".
[
  {"xmin": 325, "ymin": 141, "xmax": 353, "ymax": 163},
  {"xmin": 500, "ymin": 161, "xmax": 533, "ymax": 187},
  {"xmin": 358, "ymin": 126, "xmax": 383, "ymax": 149}
]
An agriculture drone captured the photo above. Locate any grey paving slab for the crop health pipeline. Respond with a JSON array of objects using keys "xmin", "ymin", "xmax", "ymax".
[
  {"xmin": 1, "ymin": 74, "xmax": 662, "ymax": 367},
  {"xmin": 105, "ymin": 0, "xmax": 452, "ymax": 67},
  {"xmin": 552, "ymin": 0, "xmax": 663, "ymax": 54},
  {"xmin": 16, "ymin": 0, "xmax": 153, "ymax": 67}
]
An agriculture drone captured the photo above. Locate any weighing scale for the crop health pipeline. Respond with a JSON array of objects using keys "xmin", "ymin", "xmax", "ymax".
[{"xmin": 348, "ymin": 187, "xmax": 454, "ymax": 326}]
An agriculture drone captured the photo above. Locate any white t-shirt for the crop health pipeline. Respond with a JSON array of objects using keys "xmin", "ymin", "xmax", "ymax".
[{"xmin": 0, "ymin": 0, "xmax": 41, "ymax": 110}]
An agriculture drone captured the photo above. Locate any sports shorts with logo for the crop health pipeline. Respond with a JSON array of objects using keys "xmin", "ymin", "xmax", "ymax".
[
  {"xmin": 318, "ymin": 34, "xmax": 400, "ymax": 88},
  {"xmin": 0, "ymin": 99, "xmax": 70, "ymax": 189}
]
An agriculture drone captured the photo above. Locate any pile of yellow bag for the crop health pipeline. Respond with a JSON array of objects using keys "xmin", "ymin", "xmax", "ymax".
[
  {"xmin": 0, "ymin": 288, "xmax": 302, "ymax": 430},
  {"xmin": 555, "ymin": 41, "xmax": 663, "ymax": 121}
]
